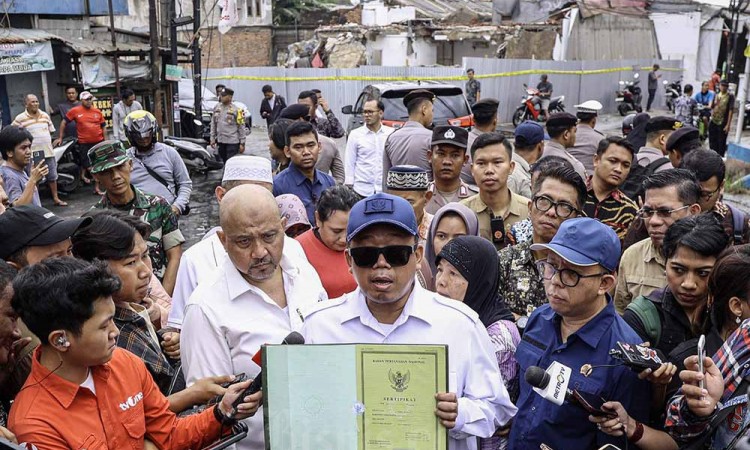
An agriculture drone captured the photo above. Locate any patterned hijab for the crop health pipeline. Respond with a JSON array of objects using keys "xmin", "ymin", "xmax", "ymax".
[
  {"xmin": 436, "ymin": 235, "xmax": 514, "ymax": 327},
  {"xmin": 275, "ymin": 194, "xmax": 311, "ymax": 230}
]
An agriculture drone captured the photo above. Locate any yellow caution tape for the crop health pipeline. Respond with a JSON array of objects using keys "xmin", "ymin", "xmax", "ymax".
[{"xmin": 204, "ymin": 65, "xmax": 681, "ymax": 82}]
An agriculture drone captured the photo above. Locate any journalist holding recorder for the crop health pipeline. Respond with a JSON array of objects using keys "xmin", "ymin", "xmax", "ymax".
[
  {"xmin": 8, "ymin": 257, "xmax": 261, "ymax": 449},
  {"xmin": 508, "ymin": 217, "xmax": 652, "ymax": 449}
]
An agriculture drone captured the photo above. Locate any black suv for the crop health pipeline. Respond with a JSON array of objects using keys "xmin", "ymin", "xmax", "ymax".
[{"xmin": 341, "ymin": 81, "xmax": 473, "ymax": 134}]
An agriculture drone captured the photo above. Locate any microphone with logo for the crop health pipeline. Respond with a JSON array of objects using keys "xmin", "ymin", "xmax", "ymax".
[
  {"xmin": 525, "ymin": 363, "xmax": 615, "ymax": 417},
  {"xmin": 230, "ymin": 331, "xmax": 305, "ymax": 415}
]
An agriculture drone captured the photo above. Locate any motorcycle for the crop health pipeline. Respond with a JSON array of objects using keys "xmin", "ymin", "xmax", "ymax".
[
  {"xmin": 616, "ymin": 74, "xmax": 643, "ymax": 116},
  {"xmin": 163, "ymin": 135, "xmax": 224, "ymax": 176},
  {"xmin": 512, "ymin": 84, "xmax": 566, "ymax": 126},
  {"xmin": 664, "ymin": 79, "xmax": 682, "ymax": 112},
  {"xmin": 53, "ymin": 137, "xmax": 81, "ymax": 193}
]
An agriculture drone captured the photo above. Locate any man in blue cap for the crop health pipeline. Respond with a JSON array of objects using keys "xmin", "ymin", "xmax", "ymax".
[
  {"xmin": 509, "ymin": 120, "xmax": 545, "ymax": 198},
  {"xmin": 302, "ymin": 192, "xmax": 517, "ymax": 450},
  {"xmin": 509, "ymin": 217, "xmax": 651, "ymax": 450}
]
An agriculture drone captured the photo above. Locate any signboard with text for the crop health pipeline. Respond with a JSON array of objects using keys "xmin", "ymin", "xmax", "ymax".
[{"xmin": 0, "ymin": 42, "xmax": 55, "ymax": 75}]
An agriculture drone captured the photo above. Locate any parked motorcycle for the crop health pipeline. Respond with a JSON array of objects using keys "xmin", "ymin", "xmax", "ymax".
[
  {"xmin": 512, "ymin": 84, "xmax": 566, "ymax": 126},
  {"xmin": 53, "ymin": 137, "xmax": 80, "ymax": 193},
  {"xmin": 616, "ymin": 74, "xmax": 643, "ymax": 116},
  {"xmin": 664, "ymin": 79, "xmax": 682, "ymax": 112},
  {"xmin": 163, "ymin": 135, "xmax": 224, "ymax": 175}
]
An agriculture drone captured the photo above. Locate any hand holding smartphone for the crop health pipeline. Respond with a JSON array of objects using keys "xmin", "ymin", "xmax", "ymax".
[{"xmin": 697, "ymin": 334, "xmax": 706, "ymax": 391}]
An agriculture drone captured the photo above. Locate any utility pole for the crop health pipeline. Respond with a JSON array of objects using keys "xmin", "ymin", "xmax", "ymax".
[
  {"xmin": 170, "ymin": 0, "xmax": 180, "ymax": 136},
  {"xmin": 193, "ymin": 0, "xmax": 202, "ymax": 125},
  {"xmin": 107, "ymin": 0, "xmax": 121, "ymax": 99},
  {"xmin": 149, "ymin": 0, "xmax": 164, "ymax": 129}
]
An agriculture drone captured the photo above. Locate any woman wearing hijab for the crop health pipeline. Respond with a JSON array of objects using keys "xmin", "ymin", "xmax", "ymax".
[
  {"xmin": 422, "ymin": 203, "xmax": 479, "ymax": 290},
  {"xmin": 435, "ymin": 235, "xmax": 520, "ymax": 450},
  {"xmin": 275, "ymin": 194, "xmax": 312, "ymax": 238}
]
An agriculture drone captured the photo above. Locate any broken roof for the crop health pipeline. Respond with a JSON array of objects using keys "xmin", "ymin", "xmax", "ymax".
[{"xmin": 389, "ymin": 0, "xmax": 494, "ymax": 21}]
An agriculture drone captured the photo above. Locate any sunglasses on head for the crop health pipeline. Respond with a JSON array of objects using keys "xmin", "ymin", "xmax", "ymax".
[{"xmin": 348, "ymin": 245, "xmax": 417, "ymax": 268}]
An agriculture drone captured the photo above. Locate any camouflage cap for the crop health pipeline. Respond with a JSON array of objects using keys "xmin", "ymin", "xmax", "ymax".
[{"xmin": 88, "ymin": 140, "xmax": 130, "ymax": 174}]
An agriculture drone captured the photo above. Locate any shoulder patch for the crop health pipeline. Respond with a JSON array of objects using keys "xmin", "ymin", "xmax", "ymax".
[
  {"xmin": 301, "ymin": 295, "xmax": 348, "ymax": 319},
  {"xmin": 433, "ymin": 294, "xmax": 480, "ymax": 323}
]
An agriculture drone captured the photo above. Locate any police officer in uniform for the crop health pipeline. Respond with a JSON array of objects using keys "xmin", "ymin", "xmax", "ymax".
[
  {"xmin": 636, "ymin": 116, "xmax": 680, "ymax": 172},
  {"xmin": 382, "ymin": 89, "xmax": 435, "ymax": 189},
  {"xmin": 426, "ymin": 125, "xmax": 472, "ymax": 214},
  {"xmin": 543, "ymin": 112, "xmax": 587, "ymax": 181},
  {"xmin": 569, "ymin": 100, "xmax": 604, "ymax": 174},
  {"xmin": 210, "ymin": 88, "xmax": 247, "ymax": 163}
]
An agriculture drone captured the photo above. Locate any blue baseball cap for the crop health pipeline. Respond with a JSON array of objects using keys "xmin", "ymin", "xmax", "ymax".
[
  {"xmin": 514, "ymin": 120, "xmax": 548, "ymax": 147},
  {"xmin": 530, "ymin": 217, "xmax": 620, "ymax": 271},
  {"xmin": 346, "ymin": 193, "xmax": 418, "ymax": 242}
]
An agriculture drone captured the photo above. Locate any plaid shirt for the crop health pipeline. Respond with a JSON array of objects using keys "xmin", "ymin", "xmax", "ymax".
[
  {"xmin": 665, "ymin": 320, "xmax": 750, "ymax": 448},
  {"xmin": 113, "ymin": 305, "xmax": 185, "ymax": 396},
  {"xmin": 93, "ymin": 185, "xmax": 184, "ymax": 280}
]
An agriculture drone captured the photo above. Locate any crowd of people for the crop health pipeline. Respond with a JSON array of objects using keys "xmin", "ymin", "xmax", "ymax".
[{"xmin": 0, "ymin": 80, "xmax": 747, "ymax": 450}]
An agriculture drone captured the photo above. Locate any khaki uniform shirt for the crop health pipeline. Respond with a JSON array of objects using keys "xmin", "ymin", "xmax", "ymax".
[
  {"xmin": 210, "ymin": 102, "xmax": 247, "ymax": 144},
  {"xmin": 614, "ymin": 237, "xmax": 666, "ymax": 314},
  {"xmin": 636, "ymin": 146, "xmax": 672, "ymax": 172},
  {"xmin": 462, "ymin": 129, "xmax": 484, "ymax": 187},
  {"xmin": 426, "ymin": 181, "xmax": 473, "ymax": 215},
  {"xmin": 569, "ymin": 123, "xmax": 603, "ymax": 174},
  {"xmin": 460, "ymin": 190, "xmax": 530, "ymax": 251},
  {"xmin": 317, "ymin": 134, "xmax": 345, "ymax": 184},
  {"xmin": 543, "ymin": 140, "xmax": 588, "ymax": 182},
  {"xmin": 508, "ymin": 152, "xmax": 532, "ymax": 199},
  {"xmin": 382, "ymin": 121, "xmax": 432, "ymax": 189}
]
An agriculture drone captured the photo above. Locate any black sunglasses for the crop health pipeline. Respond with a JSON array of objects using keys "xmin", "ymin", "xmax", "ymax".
[{"xmin": 348, "ymin": 245, "xmax": 417, "ymax": 268}]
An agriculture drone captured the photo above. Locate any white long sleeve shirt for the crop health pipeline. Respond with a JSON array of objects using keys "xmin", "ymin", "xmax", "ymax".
[
  {"xmin": 168, "ymin": 230, "xmax": 308, "ymax": 328},
  {"xmin": 344, "ymin": 124, "xmax": 393, "ymax": 196},
  {"xmin": 181, "ymin": 250, "xmax": 327, "ymax": 450},
  {"xmin": 301, "ymin": 284, "xmax": 517, "ymax": 450}
]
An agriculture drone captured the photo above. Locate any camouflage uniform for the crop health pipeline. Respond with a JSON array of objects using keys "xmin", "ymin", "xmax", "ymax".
[
  {"xmin": 497, "ymin": 239, "xmax": 547, "ymax": 317},
  {"xmin": 93, "ymin": 184, "xmax": 185, "ymax": 280}
]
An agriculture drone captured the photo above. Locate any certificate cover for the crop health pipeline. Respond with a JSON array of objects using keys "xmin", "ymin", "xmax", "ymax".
[{"xmin": 263, "ymin": 344, "xmax": 448, "ymax": 450}]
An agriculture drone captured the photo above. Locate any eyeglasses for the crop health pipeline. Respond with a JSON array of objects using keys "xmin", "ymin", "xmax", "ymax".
[
  {"xmin": 535, "ymin": 260, "xmax": 608, "ymax": 288},
  {"xmin": 532, "ymin": 195, "xmax": 578, "ymax": 218},
  {"xmin": 638, "ymin": 205, "xmax": 689, "ymax": 219},
  {"xmin": 700, "ymin": 186, "xmax": 721, "ymax": 201},
  {"xmin": 348, "ymin": 245, "xmax": 417, "ymax": 268}
]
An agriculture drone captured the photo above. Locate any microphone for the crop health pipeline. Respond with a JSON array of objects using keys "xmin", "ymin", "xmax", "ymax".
[
  {"xmin": 230, "ymin": 331, "xmax": 305, "ymax": 413},
  {"xmin": 525, "ymin": 362, "xmax": 573, "ymax": 406}
]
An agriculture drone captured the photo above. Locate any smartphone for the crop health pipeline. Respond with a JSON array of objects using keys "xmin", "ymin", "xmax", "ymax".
[
  {"xmin": 571, "ymin": 389, "xmax": 616, "ymax": 418},
  {"xmin": 609, "ymin": 342, "xmax": 664, "ymax": 372},
  {"xmin": 697, "ymin": 334, "xmax": 706, "ymax": 390},
  {"xmin": 32, "ymin": 150, "xmax": 44, "ymax": 167}
]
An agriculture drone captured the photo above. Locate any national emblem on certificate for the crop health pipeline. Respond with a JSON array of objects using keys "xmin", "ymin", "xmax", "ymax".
[{"xmin": 263, "ymin": 343, "xmax": 448, "ymax": 450}]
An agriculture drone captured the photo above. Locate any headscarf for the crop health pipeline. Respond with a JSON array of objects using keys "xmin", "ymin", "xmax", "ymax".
[
  {"xmin": 436, "ymin": 235, "xmax": 515, "ymax": 326},
  {"xmin": 275, "ymin": 194, "xmax": 311, "ymax": 231},
  {"xmin": 424, "ymin": 203, "xmax": 479, "ymax": 278},
  {"xmin": 625, "ymin": 112, "xmax": 651, "ymax": 151}
]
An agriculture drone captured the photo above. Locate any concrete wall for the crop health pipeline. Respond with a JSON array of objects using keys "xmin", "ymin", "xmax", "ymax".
[{"xmin": 367, "ymin": 34, "xmax": 438, "ymax": 66}]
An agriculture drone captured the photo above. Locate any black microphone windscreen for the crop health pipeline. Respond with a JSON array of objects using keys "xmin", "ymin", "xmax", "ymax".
[
  {"xmin": 282, "ymin": 331, "xmax": 305, "ymax": 345},
  {"xmin": 525, "ymin": 365, "xmax": 550, "ymax": 389}
]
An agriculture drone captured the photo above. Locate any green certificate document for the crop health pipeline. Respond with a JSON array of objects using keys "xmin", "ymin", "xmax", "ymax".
[{"xmin": 263, "ymin": 344, "xmax": 448, "ymax": 450}]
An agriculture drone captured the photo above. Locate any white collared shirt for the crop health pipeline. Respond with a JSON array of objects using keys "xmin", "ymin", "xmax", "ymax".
[
  {"xmin": 168, "ymin": 231, "xmax": 308, "ymax": 328},
  {"xmin": 301, "ymin": 284, "xmax": 517, "ymax": 450},
  {"xmin": 181, "ymin": 249, "xmax": 327, "ymax": 450},
  {"xmin": 344, "ymin": 124, "xmax": 394, "ymax": 196}
]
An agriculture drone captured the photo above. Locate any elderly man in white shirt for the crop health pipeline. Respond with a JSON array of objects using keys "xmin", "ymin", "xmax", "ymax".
[
  {"xmin": 345, "ymin": 98, "xmax": 393, "ymax": 198},
  {"xmin": 168, "ymin": 155, "xmax": 310, "ymax": 329},
  {"xmin": 301, "ymin": 192, "xmax": 516, "ymax": 450},
  {"xmin": 181, "ymin": 184, "xmax": 327, "ymax": 450}
]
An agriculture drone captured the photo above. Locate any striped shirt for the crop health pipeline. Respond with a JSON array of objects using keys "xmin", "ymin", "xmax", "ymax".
[{"xmin": 12, "ymin": 110, "xmax": 55, "ymax": 157}]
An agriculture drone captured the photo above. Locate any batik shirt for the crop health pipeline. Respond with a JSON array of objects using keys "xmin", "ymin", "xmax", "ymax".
[
  {"xmin": 93, "ymin": 185, "xmax": 184, "ymax": 280},
  {"xmin": 497, "ymin": 239, "xmax": 547, "ymax": 317}
]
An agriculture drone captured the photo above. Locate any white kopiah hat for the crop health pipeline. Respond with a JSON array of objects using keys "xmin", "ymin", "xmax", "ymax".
[
  {"xmin": 574, "ymin": 100, "xmax": 603, "ymax": 114},
  {"xmin": 221, "ymin": 155, "xmax": 273, "ymax": 184}
]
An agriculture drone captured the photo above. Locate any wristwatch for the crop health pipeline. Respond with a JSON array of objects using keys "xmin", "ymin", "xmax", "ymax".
[{"xmin": 213, "ymin": 403, "xmax": 238, "ymax": 426}]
